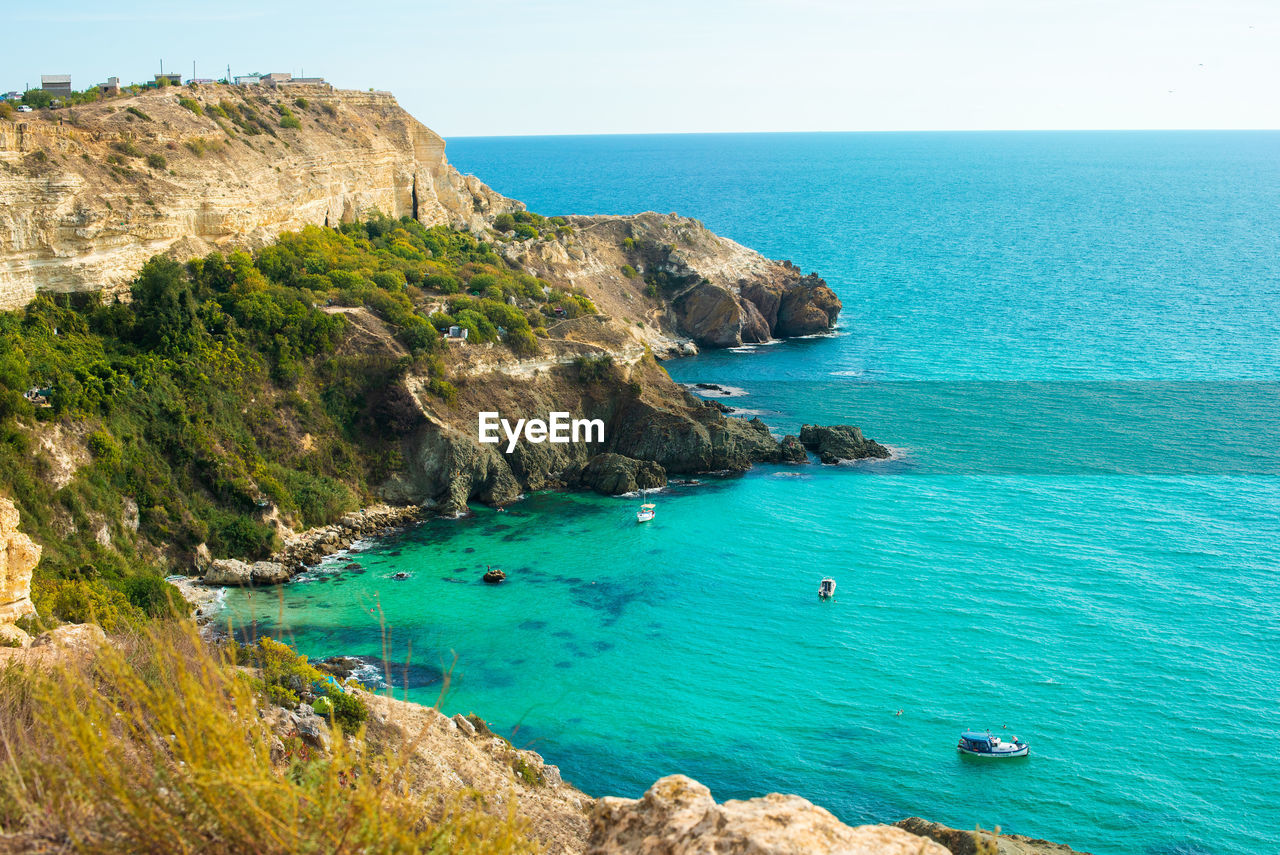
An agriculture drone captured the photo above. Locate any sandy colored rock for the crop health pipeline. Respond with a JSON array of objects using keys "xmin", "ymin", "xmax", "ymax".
[
  {"xmin": 203, "ymin": 558, "xmax": 254, "ymax": 586},
  {"xmin": 0, "ymin": 498, "xmax": 39, "ymax": 624},
  {"xmin": 588, "ymin": 775, "xmax": 950, "ymax": 855},
  {"xmin": 895, "ymin": 818, "xmax": 1092, "ymax": 855},
  {"xmin": 0, "ymin": 623, "xmax": 30, "ymax": 648},
  {"xmin": 0, "ymin": 85, "xmax": 517, "ymax": 309},
  {"xmin": 505, "ymin": 212, "xmax": 841, "ymax": 353},
  {"xmin": 361, "ymin": 692, "xmax": 591, "ymax": 855}
]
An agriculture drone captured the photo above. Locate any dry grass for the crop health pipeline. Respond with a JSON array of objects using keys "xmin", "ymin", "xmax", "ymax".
[{"xmin": 0, "ymin": 621, "xmax": 538, "ymax": 854}]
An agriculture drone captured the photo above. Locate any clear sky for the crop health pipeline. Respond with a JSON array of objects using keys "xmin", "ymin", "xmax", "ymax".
[{"xmin": 5, "ymin": 0, "xmax": 1277, "ymax": 136}]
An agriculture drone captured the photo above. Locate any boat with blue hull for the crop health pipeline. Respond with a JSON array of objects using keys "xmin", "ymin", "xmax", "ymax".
[{"xmin": 957, "ymin": 731, "xmax": 1028, "ymax": 758}]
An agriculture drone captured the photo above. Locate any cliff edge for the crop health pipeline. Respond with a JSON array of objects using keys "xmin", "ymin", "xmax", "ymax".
[{"xmin": 0, "ymin": 84, "xmax": 516, "ymax": 308}]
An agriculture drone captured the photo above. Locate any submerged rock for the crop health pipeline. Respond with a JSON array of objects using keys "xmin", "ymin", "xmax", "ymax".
[
  {"xmin": 588, "ymin": 774, "xmax": 949, "ymax": 855},
  {"xmin": 799, "ymin": 424, "xmax": 890, "ymax": 465},
  {"xmin": 316, "ymin": 656, "xmax": 365, "ymax": 681},
  {"xmin": 483, "ymin": 568, "xmax": 507, "ymax": 584}
]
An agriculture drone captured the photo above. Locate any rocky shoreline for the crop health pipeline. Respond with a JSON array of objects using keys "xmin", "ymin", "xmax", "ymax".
[
  {"xmin": 196, "ymin": 504, "xmax": 423, "ymax": 588},
  {"xmin": 190, "ymin": 414, "xmax": 893, "ymax": 593}
]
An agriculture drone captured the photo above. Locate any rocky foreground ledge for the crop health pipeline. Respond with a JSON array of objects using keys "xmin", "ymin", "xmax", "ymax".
[{"xmin": 590, "ymin": 775, "xmax": 948, "ymax": 855}]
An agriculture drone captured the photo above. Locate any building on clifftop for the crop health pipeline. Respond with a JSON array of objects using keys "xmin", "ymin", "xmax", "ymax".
[{"xmin": 40, "ymin": 74, "xmax": 71, "ymax": 95}]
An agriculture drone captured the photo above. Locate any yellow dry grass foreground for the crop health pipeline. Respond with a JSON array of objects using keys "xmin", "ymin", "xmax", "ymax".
[{"xmin": 0, "ymin": 621, "xmax": 538, "ymax": 854}]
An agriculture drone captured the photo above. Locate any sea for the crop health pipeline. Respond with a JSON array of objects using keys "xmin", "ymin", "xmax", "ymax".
[{"xmin": 224, "ymin": 131, "xmax": 1280, "ymax": 855}]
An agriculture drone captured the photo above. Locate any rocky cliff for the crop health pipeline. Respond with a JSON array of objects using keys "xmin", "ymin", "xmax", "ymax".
[
  {"xmin": 0, "ymin": 88, "xmax": 840, "ymax": 354},
  {"xmin": 0, "ymin": 84, "xmax": 516, "ymax": 308},
  {"xmin": 338, "ymin": 310, "xmax": 810, "ymax": 514},
  {"xmin": 500, "ymin": 212, "xmax": 840, "ymax": 352},
  {"xmin": 0, "ymin": 498, "xmax": 38, "ymax": 625}
]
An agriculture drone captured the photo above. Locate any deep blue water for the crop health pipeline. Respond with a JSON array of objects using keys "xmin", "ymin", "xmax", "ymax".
[{"xmin": 228, "ymin": 132, "xmax": 1280, "ymax": 855}]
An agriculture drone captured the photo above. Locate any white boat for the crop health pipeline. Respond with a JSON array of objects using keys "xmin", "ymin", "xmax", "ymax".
[
  {"xmin": 636, "ymin": 489, "xmax": 656, "ymax": 523},
  {"xmin": 957, "ymin": 731, "xmax": 1029, "ymax": 758},
  {"xmin": 819, "ymin": 578, "xmax": 836, "ymax": 598}
]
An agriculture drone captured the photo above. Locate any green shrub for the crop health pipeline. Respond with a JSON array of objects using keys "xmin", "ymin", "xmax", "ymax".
[
  {"xmin": 492, "ymin": 213, "xmax": 516, "ymax": 232},
  {"xmin": 512, "ymin": 757, "xmax": 542, "ymax": 786},
  {"xmin": 427, "ymin": 378, "xmax": 458, "ymax": 406},
  {"xmin": 123, "ymin": 575, "xmax": 181, "ymax": 618},
  {"xmin": 321, "ymin": 686, "xmax": 369, "ymax": 731},
  {"xmin": 621, "ymin": 264, "xmax": 637, "ymax": 278},
  {"xmin": 21, "ymin": 90, "xmax": 53, "ymax": 109},
  {"xmin": 208, "ymin": 512, "xmax": 277, "ymax": 559},
  {"xmin": 574, "ymin": 353, "xmax": 614, "ymax": 384},
  {"xmin": 35, "ymin": 578, "xmax": 145, "ymax": 633},
  {"xmin": 125, "ymin": 106, "xmax": 153, "ymax": 122},
  {"xmin": 293, "ymin": 97, "xmax": 309, "ymax": 110},
  {"xmin": 146, "ymin": 153, "xmax": 167, "ymax": 170},
  {"xmin": 279, "ymin": 109, "xmax": 301, "ymax": 130},
  {"xmin": 177, "ymin": 97, "xmax": 203, "ymax": 116},
  {"xmin": 512, "ymin": 224, "xmax": 537, "ymax": 240},
  {"xmin": 87, "ymin": 428, "xmax": 122, "ymax": 467},
  {"xmin": 113, "ymin": 140, "xmax": 143, "ymax": 158}
]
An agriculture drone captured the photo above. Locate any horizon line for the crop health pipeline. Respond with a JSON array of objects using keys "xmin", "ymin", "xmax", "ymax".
[{"xmin": 444, "ymin": 127, "xmax": 1280, "ymax": 140}]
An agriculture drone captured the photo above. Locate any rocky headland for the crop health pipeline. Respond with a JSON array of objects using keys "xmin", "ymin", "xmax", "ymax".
[{"xmin": 0, "ymin": 86, "xmax": 1099, "ymax": 855}]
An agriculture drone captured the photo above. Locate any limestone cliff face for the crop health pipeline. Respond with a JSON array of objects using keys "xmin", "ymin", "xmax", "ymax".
[
  {"xmin": 0, "ymin": 85, "xmax": 517, "ymax": 309},
  {"xmin": 499, "ymin": 212, "xmax": 841, "ymax": 352},
  {"xmin": 0, "ymin": 497, "xmax": 39, "ymax": 623}
]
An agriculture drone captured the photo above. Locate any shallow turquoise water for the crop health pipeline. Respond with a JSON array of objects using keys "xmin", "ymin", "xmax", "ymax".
[{"xmin": 227, "ymin": 132, "xmax": 1280, "ymax": 855}]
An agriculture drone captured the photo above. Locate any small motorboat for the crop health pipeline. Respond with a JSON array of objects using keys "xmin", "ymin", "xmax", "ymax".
[
  {"xmin": 818, "ymin": 578, "xmax": 836, "ymax": 599},
  {"xmin": 391, "ymin": 571, "xmax": 410, "ymax": 580},
  {"xmin": 957, "ymin": 731, "xmax": 1029, "ymax": 758},
  {"xmin": 636, "ymin": 489, "xmax": 656, "ymax": 523}
]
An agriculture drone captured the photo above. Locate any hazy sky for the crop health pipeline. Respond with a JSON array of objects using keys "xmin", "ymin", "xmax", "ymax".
[{"xmin": 6, "ymin": 0, "xmax": 1277, "ymax": 136}]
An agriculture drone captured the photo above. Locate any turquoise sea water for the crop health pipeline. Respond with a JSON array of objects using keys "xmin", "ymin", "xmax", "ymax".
[{"xmin": 226, "ymin": 133, "xmax": 1280, "ymax": 855}]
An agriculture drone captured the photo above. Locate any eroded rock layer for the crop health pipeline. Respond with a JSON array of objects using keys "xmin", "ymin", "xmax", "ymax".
[
  {"xmin": 0, "ymin": 498, "xmax": 38, "ymax": 624},
  {"xmin": 0, "ymin": 85, "xmax": 517, "ymax": 308}
]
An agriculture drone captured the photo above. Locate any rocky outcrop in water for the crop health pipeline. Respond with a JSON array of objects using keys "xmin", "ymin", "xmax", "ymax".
[
  {"xmin": 588, "ymin": 775, "xmax": 950, "ymax": 855},
  {"xmin": 895, "ymin": 817, "xmax": 1092, "ymax": 855},
  {"xmin": 799, "ymin": 424, "xmax": 890, "ymax": 464},
  {"xmin": 0, "ymin": 498, "xmax": 38, "ymax": 624},
  {"xmin": 563, "ymin": 453, "xmax": 668, "ymax": 496}
]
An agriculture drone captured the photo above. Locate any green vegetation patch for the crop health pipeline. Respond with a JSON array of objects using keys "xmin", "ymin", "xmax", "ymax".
[{"xmin": 0, "ymin": 214, "xmax": 595, "ymax": 632}]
